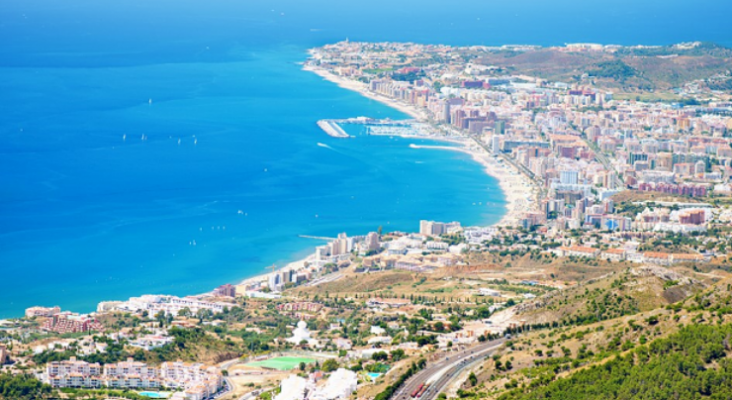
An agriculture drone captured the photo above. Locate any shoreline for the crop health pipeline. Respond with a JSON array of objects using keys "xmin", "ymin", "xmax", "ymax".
[
  {"xmin": 6, "ymin": 59, "xmax": 537, "ymax": 318},
  {"xmin": 232, "ymin": 63, "xmax": 540, "ymax": 292},
  {"xmin": 234, "ymin": 253, "xmax": 318, "ymax": 292},
  {"xmin": 231, "ymin": 142, "xmax": 536, "ymax": 293},
  {"xmin": 303, "ymin": 65, "xmax": 427, "ymax": 120},
  {"xmin": 408, "ymin": 144, "xmax": 536, "ymax": 227},
  {"xmin": 304, "ymin": 63, "xmax": 537, "ymax": 228}
]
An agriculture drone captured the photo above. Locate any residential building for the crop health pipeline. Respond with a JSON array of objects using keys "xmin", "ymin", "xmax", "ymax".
[
  {"xmin": 46, "ymin": 358, "xmax": 103, "ymax": 388},
  {"xmin": 213, "ymin": 284, "xmax": 236, "ymax": 298},
  {"xmin": 41, "ymin": 313, "xmax": 103, "ymax": 334},
  {"xmin": 419, "ymin": 220, "xmax": 461, "ymax": 236},
  {"xmin": 46, "ymin": 358, "xmax": 222, "ymax": 399},
  {"xmin": 25, "ymin": 306, "xmax": 61, "ymax": 318}
]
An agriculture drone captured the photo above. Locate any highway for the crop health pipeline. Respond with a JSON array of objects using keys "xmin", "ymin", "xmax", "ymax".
[{"xmin": 393, "ymin": 338, "xmax": 505, "ymax": 400}]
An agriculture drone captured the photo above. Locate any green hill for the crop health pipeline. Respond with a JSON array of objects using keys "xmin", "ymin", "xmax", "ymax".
[{"xmin": 498, "ymin": 322, "xmax": 732, "ymax": 400}]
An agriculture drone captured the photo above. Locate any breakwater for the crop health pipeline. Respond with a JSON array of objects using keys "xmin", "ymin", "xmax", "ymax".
[{"xmin": 317, "ymin": 117, "xmax": 416, "ymax": 138}]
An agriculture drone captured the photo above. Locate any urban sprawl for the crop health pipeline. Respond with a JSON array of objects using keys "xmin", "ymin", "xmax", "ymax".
[{"xmin": 3, "ymin": 40, "xmax": 732, "ymax": 400}]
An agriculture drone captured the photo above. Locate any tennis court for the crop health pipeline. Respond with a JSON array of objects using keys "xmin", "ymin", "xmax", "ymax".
[{"xmin": 245, "ymin": 356, "xmax": 316, "ymax": 371}]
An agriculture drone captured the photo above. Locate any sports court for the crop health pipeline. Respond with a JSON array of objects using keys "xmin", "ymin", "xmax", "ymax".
[{"xmin": 245, "ymin": 356, "xmax": 316, "ymax": 371}]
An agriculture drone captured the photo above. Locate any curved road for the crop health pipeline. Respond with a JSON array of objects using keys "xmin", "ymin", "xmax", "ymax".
[{"xmin": 393, "ymin": 338, "xmax": 505, "ymax": 400}]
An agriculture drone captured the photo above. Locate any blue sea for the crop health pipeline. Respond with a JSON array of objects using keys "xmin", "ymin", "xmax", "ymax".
[{"xmin": 1, "ymin": 0, "xmax": 731, "ymax": 318}]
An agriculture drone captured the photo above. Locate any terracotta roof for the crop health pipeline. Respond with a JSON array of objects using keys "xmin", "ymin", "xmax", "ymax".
[
  {"xmin": 602, "ymin": 248, "xmax": 626, "ymax": 254},
  {"xmin": 567, "ymin": 245, "xmax": 599, "ymax": 254},
  {"xmin": 643, "ymin": 252, "xmax": 670, "ymax": 259}
]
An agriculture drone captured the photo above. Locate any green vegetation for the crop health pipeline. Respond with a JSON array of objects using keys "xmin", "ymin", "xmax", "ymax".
[
  {"xmin": 31, "ymin": 326, "xmax": 241, "ymax": 366},
  {"xmin": 708, "ymin": 78, "xmax": 732, "ymax": 91},
  {"xmin": 374, "ymin": 359, "xmax": 427, "ymax": 400},
  {"xmin": 391, "ymin": 71, "xmax": 425, "ymax": 82},
  {"xmin": 58, "ymin": 387, "xmax": 150, "ymax": 400},
  {"xmin": 32, "ymin": 336, "xmax": 138, "ymax": 366},
  {"xmin": 499, "ymin": 323, "xmax": 732, "ymax": 400},
  {"xmin": 362, "ymin": 68, "xmax": 394, "ymax": 75},
  {"xmin": 246, "ymin": 357, "xmax": 316, "ymax": 371},
  {"xmin": 146, "ymin": 326, "xmax": 240, "ymax": 363},
  {"xmin": 565, "ymin": 290, "xmax": 640, "ymax": 325},
  {"xmin": 0, "ymin": 373, "xmax": 53, "ymax": 400},
  {"xmin": 468, "ymin": 371, "xmax": 478, "ymax": 387},
  {"xmin": 321, "ymin": 358, "xmax": 339, "ymax": 372},
  {"xmin": 588, "ymin": 60, "xmax": 636, "ymax": 81},
  {"xmin": 615, "ymin": 42, "xmax": 732, "ymax": 58}
]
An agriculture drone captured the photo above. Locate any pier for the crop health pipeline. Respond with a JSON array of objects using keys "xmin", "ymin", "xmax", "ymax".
[
  {"xmin": 316, "ymin": 117, "xmax": 417, "ymax": 138},
  {"xmin": 317, "ymin": 120, "xmax": 350, "ymax": 138}
]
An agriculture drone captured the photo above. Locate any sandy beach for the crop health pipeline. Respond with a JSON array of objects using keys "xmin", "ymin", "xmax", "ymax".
[
  {"xmin": 230, "ymin": 63, "xmax": 539, "ymax": 291},
  {"xmin": 231, "ymin": 140, "xmax": 536, "ymax": 290},
  {"xmin": 235, "ymin": 254, "xmax": 318, "ymax": 290},
  {"xmin": 409, "ymin": 143, "xmax": 537, "ymax": 227},
  {"xmin": 303, "ymin": 65, "xmax": 428, "ymax": 120},
  {"xmin": 304, "ymin": 63, "xmax": 539, "ymax": 228}
]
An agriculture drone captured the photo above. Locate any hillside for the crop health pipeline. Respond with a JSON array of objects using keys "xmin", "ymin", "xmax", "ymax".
[
  {"xmin": 453, "ymin": 267, "xmax": 727, "ymax": 399},
  {"xmin": 498, "ymin": 322, "xmax": 732, "ymax": 400},
  {"xmin": 511, "ymin": 266, "xmax": 704, "ymax": 326},
  {"xmin": 473, "ymin": 42, "xmax": 732, "ymax": 94}
]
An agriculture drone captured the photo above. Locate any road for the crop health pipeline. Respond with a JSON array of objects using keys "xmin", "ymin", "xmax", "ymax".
[
  {"xmin": 581, "ymin": 134, "xmax": 624, "ymax": 187},
  {"xmin": 465, "ymin": 134, "xmax": 547, "ymax": 206},
  {"xmin": 393, "ymin": 338, "xmax": 505, "ymax": 400},
  {"xmin": 305, "ymin": 272, "xmax": 343, "ymax": 287},
  {"xmin": 209, "ymin": 377, "xmax": 233, "ymax": 399},
  {"xmin": 238, "ymin": 387, "xmax": 269, "ymax": 400},
  {"xmin": 219, "ymin": 357, "xmax": 241, "ymax": 370}
]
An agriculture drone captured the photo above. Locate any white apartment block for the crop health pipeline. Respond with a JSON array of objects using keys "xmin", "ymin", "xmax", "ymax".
[
  {"xmin": 116, "ymin": 295, "xmax": 234, "ymax": 316},
  {"xmin": 46, "ymin": 358, "xmax": 102, "ymax": 388},
  {"xmin": 45, "ymin": 358, "xmax": 222, "ymax": 399},
  {"xmin": 104, "ymin": 358, "xmax": 158, "ymax": 379},
  {"xmin": 161, "ymin": 361, "xmax": 223, "ymax": 400}
]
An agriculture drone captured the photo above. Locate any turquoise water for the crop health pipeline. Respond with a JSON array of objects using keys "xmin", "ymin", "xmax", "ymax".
[
  {"xmin": 368, "ymin": 372, "xmax": 383, "ymax": 379},
  {"xmin": 0, "ymin": 45, "xmax": 506, "ymax": 318},
  {"xmin": 1, "ymin": 0, "xmax": 731, "ymax": 318},
  {"xmin": 138, "ymin": 392, "xmax": 168, "ymax": 399}
]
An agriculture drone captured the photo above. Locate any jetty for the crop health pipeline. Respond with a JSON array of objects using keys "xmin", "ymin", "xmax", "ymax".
[
  {"xmin": 299, "ymin": 235, "xmax": 337, "ymax": 241},
  {"xmin": 317, "ymin": 117, "xmax": 417, "ymax": 138},
  {"xmin": 317, "ymin": 120, "xmax": 350, "ymax": 138}
]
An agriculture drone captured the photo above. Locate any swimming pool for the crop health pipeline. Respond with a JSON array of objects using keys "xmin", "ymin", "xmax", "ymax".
[
  {"xmin": 367, "ymin": 372, "xmax": 382, "ymax": 380},
  {"xmin": 138, "ymin": 392, "xmax": 170, "ymax": 399}
]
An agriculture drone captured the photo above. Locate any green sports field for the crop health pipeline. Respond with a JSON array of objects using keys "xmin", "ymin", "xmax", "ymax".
[{"xmin": 245, "ymin": 356, "xmax": 316, "ymax": 371}]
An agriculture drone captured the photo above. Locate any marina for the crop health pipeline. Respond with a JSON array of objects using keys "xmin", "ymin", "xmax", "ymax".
[{"xmin": 316, "ymin": 117, "xmax": 417, "ymax": 138}]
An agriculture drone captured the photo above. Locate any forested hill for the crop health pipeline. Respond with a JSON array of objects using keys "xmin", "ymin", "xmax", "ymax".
[{"xmin": 498, "ymin": 322, "xmax": 732, "ymax": 400}]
